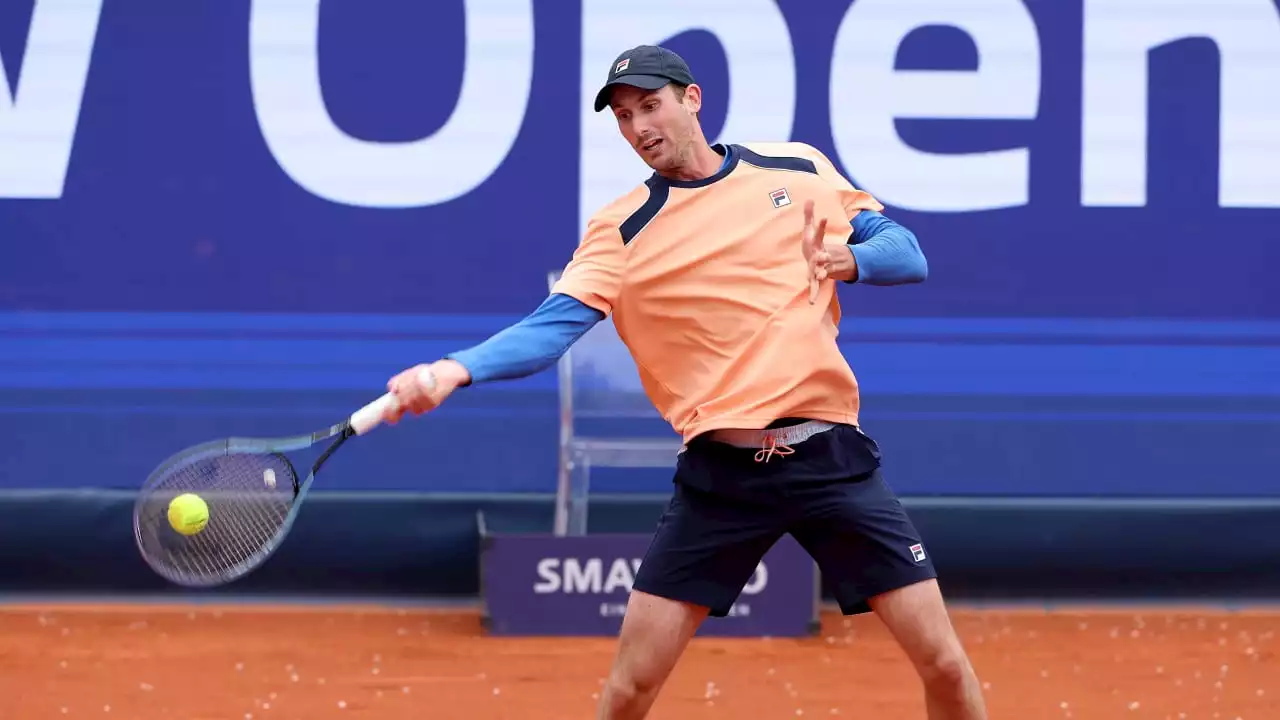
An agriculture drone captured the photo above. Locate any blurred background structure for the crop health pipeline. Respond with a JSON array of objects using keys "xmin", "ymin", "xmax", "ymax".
[{"xmin": 2, "ymin": 0, "xmax": 1278, "ymax": 608}]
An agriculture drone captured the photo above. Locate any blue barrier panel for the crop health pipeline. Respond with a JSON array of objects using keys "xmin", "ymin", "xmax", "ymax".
[{"xmin": 3, "ymin": 491, "xmax": 1280, "ymax": 606}]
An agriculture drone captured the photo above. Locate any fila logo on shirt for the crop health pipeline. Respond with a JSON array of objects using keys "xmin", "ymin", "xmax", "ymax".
[
  {"xmin": 615, "ymin": 58, "xmax": 630, "ymax": 73},
  {"xmin": 909, "ymin": 543, "xmax": 927, "ymax": 563},
  {"xmin": 769, "ymin": 187, "xmax": 791, "ymax": 208}
]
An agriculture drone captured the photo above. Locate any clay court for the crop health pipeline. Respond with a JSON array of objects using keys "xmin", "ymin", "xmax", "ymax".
[{"xmin": 1, "ymin": 603, "xmax": 1275, "ymax": 719}]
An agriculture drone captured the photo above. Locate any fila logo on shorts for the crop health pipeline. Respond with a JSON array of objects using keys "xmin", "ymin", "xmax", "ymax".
[
  {"xmin": 769, "ymin": 187, "xmax": 791, "ymax": 208},
  {"xmin": 615, "ymin": 58, "xmax": 630, "ymax": 73},
  {"xmin": 909, "ymin": 543, "xmax": 927, "ymax": 563}
]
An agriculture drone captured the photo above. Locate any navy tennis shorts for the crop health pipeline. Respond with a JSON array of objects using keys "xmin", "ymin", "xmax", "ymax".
[{"xmin": 631, "ymin": 421, "xmax": 937, "ymax": 617}]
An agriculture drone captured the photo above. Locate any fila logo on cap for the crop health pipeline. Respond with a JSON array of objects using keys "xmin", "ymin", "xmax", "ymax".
[
  {"xmin": 769, "ymin": 188, "xmax": 791, "ymax": 208},
  {"xmin": 615, "ymin": 58, "xmax": 630, "ymax": 74}
]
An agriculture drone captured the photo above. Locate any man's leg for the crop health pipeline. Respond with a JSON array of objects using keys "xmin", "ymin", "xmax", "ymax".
[
  {"xmin": 598, "ymin": 478, "xmax": 784, "ymax": 719},
  {"xmin": 597, "ymin": 590, "xmax": 708, "ymax": 719},
  {"xmin": 869, "ymin": 579, "xmax": 986, "ymax": 719},
  {"xmin": 790, "ymin": 469, "xmax": 986, "ymax": 720}
]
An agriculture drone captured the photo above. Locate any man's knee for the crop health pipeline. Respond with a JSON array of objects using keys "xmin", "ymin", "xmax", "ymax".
[
  {"xmin": 917, "ymin": 645, "xmax": 974, "ymax": 696},
  {"xmin": 604, "ymin": 668, "xmax": 661, "ymax": 705},
  {"xmin": 607, "ymin": 633, "xmax": 673, "ymax": 701}
]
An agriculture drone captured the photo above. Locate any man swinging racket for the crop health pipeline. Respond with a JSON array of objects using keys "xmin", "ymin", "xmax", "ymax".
[{"xmin": 382, "ymin": 45, "xmax": 988, "ymax": 720}]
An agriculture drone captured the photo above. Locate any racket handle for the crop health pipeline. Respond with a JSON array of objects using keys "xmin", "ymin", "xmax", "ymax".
[
  {"xmin": 349, "ymin": 393, "xmax": 397, "ymax": 436},
  {"xmin": 348, "ymin": 367, "xmax": 438, "ymax": 435}
]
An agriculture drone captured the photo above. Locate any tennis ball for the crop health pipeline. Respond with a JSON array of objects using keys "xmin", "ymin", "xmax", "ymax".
[{"xmin": 168, "ymin": 493, "xmax": 209, "ymax": 536}]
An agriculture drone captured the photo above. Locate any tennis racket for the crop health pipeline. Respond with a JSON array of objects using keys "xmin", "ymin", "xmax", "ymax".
[{"xmin": 132, "ymin": 369, "xmax": 433, "ymax": 588}]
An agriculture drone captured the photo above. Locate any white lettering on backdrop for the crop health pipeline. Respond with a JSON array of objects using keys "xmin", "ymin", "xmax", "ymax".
[
  {"xmin": 0, "ymin": 0, "xmax": 103, "ymax": 199},
  {"xmin": 248, "ymin": 0, "xmax": 534, "ymax": 208},
  {"xmin": 2, "ymin": 1, "xmax": 1277, "ymax": 212}
]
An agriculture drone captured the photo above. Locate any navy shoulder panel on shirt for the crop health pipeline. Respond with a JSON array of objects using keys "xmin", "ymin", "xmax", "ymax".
[
  {"xmin": 733, "ymin": 145, "xmax": 818, "ymax": 176},
  {"xmin": 619, "ymin": 175, "xmax": 671, "ymax": 245}
]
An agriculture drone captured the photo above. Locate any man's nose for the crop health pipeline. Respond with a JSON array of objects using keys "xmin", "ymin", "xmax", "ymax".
[{"xmin": 632, "ymin": 118, "xmax": 655, "ymax": 139}]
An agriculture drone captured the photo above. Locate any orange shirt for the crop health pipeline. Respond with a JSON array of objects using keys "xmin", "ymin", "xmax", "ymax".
[{"xmin": 552, "ymin": 141, "xmax": 884, "ymax": 443}]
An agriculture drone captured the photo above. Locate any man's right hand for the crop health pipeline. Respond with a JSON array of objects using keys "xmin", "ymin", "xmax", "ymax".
[{"xmin": 383, "ymin": 359, "xmax": 472, "ymax": 424}]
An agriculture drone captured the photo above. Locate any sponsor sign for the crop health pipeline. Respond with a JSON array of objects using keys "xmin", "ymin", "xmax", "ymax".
[{"xmin": 480, "ymin": 532, "xmax": 819, "ymax": 637}]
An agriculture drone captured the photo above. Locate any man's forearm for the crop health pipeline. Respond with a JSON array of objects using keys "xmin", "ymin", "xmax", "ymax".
[
  {"xmin": 446, "ymin": 293, "xmax": 604, "ymax": 385},
  {"xmin": 842, "ymin": 210, "xmax": 927, "ymax": 286}
]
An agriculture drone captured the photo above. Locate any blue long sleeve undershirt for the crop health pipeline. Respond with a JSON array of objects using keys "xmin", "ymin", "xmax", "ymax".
[
  {"xmin": 846, "ymin": 210, "xmax": 928, "ymax": 285},
  {"xmin": 448, "ymin": 172, "xmax": 927, "ymax": 386},
  {"xmin": 446, "ymin": 292, "xmax": 605, "ymax": 385}
]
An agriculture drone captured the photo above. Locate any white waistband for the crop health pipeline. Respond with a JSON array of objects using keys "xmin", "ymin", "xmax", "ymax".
[{"xmin": 703, "ymin": 420, "xmax": 840, "ymax": 449}]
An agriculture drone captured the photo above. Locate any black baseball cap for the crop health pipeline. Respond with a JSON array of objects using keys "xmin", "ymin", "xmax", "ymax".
[{"xmin": 593, "ymin": 45, "xmax": 696, "ymax": 112}]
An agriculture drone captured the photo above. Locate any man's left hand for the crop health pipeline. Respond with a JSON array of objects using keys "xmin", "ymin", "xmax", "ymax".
[{"xmin": 801, "ymin": 200, "xmax": 831, "ymax": 304}]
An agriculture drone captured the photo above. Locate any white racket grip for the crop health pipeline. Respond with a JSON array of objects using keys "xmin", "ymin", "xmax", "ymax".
[
  {"xmin": 348, "ymin": 367, "xmax": 438, "ymax": 436},
  {"xmin": 349, "ymin": 393, "xmax": 397, "ymax": 436}
]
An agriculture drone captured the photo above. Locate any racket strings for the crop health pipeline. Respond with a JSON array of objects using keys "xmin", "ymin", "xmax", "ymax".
[{"xmin": 134, "ymin": 451, "xmax": 298, "ymax": 587}]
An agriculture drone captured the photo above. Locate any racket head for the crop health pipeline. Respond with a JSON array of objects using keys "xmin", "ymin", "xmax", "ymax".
[{"xmin": 132, "ymin": 439, "xmax": 304, "ymax": 588}]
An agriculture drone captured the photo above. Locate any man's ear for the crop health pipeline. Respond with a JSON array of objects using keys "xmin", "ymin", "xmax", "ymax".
[{"xmin": 683, "ymin": 83, "xmax": 703, "ymax": 114}]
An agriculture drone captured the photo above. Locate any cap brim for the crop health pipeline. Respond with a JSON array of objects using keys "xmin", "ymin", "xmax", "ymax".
[{"xmin": 593, "ymin": 74, "xmax": 672, "ymax": 112}]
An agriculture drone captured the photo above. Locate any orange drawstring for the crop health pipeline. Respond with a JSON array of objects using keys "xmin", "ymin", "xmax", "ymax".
[{"xmin": 753, "ymin": 436, "xmax": 795, "ymax": 463}]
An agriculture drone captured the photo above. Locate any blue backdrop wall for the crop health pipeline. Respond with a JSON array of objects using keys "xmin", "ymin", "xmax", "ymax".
[{"xmin": 2, "ymin": 0, "xmax": 1278, "ymax": 497}]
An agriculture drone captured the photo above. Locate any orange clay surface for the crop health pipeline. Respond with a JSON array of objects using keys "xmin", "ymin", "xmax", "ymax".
[{"xmin": 1, "ymin": 603, "xmax": 1277, "ymax": 719}]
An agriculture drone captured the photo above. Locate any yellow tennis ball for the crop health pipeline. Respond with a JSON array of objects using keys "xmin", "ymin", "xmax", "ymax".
[{"xmin": 168, "ymin": 493, "xmax": 209, "ymax": 536}]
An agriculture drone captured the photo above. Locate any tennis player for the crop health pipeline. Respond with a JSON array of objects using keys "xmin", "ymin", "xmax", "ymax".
[{"xmin": 384, "ymin": 45, "xmax": 987, "ymax": 720}]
